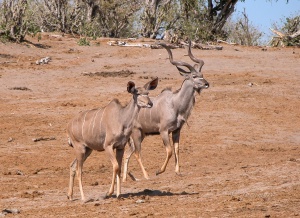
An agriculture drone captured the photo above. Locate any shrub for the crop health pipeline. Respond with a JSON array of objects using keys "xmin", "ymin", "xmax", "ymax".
[{"xmin": 77, "ymin": 37, "xmax": 90, "ymax": 46}]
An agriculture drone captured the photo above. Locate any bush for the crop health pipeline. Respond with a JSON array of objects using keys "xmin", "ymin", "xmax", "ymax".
[
  {"xmin": 0, "ymin": 0, "xmax": 29, "ymax": 43},
  {"xmin": 270, "ymin": 14, "xmax": 300, "ymax": 46},
  {"xmin": 223, "ymin": 9, "xmax": 263, "ymax": 46},
  {"xmin": 77, "ymin": 37, "xmax": 90, "ymax": 46}
]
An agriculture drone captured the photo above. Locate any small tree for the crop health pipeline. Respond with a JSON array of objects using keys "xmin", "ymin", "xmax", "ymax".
[
  {"xmin": 97, "ymin": 0, "xmax": 142, "ymax": 38},
  {"xmin": 175, "ymin": 0, "xmax": 213, "ymax": 42},
  {"xmin": 140, "ymin": 0, "xmax": 241, "ymax": 42},
  {"xmin": 224, "ymin": 9, "xmax": 263, "ymax": 45},
  {"xmin": 36, "ymin": 0, "xmax": 69, "ymax": 33},
  {"xmin": 140, "ymin": 0, "xmax": 179, "ymax": 39},
  {"xmin": 0, "ymin": 0, "xmax": 29, "ymax": 42}
]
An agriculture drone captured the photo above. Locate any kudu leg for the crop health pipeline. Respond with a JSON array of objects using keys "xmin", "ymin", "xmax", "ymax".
[
  {"xmin": 131, "ymin": 132, "xmax": 150, "ymax": 180},
  {"xmin": 105, "ymin": 146, "xmax": 122, "ymax": 198},
  {"xmin": 133, "ymin": 147, "xmax": 150, "ymax": 180},
  {"xmin": 67, "ymin": 158, "xmax": 77, "ymax": 200},
  {"xmin": 123, "ymin": 133, "xmax": 149, "ymax": 182},
  {"xmin": 68, "ymin": 146, "xmax": 92, "ymax": 202},
  {"xmin": 156, "ymin": 131, "xmax": 173, "ymax": 175},
  {"xmin": 77, "ymin": 156, "xmax": 85, "ymax": 201},
  {"xmin": 172, "ymin": 129, "xmax": 181, "ymax": 174},
  {"xmin": 122, "ymin": 139, "xmax": 135, "ymax": 182},
  {"xmin": 116, "ymin": 148, "xmax": 124, "ymax": 197}
]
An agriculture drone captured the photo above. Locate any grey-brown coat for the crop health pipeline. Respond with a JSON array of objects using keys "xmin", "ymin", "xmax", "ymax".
[
  {"xmin": 67, "ymin": 77, "xmax": 158, "ymax": 202},
  {"xmin": 123, "ymin": 41, "xmax": 209, "ymax": 181}
]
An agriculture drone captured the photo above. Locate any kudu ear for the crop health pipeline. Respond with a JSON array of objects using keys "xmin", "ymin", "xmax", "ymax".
[
  {"xmin": 176, "ymin": 66, "xmax": 190, "ymax": 76},
  {"xmin": 144, "ymin": 77, "xmax": 158, "ymax": 90},
  {"xmin": 193, "ymin": 64, "xmax": 202, "ymax": 76},
  {"xmin": 127, "ymin": 81, "xmax": 136, "ymax": 93}
]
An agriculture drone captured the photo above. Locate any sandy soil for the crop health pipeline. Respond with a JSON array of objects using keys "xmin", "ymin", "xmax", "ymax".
[{"xmin": 0, "ymin": 33, "xmax": 299, "ymax": 217}]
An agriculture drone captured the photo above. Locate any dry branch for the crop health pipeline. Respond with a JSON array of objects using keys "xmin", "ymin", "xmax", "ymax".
[
  {"xmin": 180, "ymin": 41, "xmax": 223, "ymax": 50},
  {"xmin": 269, "ymin": 28, "xmax": 300, "ymax": 47},
  {"xmin": 107, "ymin": 41, "xmax": 151, "ymax": 48},
  {"xmin": 217, "ymin": 39, "xmax": 237, "ymax": 45},
  {"xmin": 289, "ymin": 29, "xmax": 300, "ymax": 39},
  {"xmin": 32, "ymin": 137, "xmax": 56, "ymax": 142},
  {"xmin": 270, "ymin": 28, "xmax": 285, "ymax": 38}
]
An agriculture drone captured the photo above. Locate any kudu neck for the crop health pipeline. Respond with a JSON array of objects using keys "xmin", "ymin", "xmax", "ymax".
[
  {"xmin": 177, "ymin": 79, "xmax": 195, "ymax": 98},
  {"xmin": 173, "ymin": 79, "xmax": 195, "ymax": 111},
  {"xmin": 119, "ymin": 96, "xmax": 140, "ymax": 124}
]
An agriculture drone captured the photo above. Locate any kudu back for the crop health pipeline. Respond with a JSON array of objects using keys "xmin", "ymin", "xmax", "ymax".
[
  {"xmin": 67, "ymin": 77, "xmax": 158, "ymax": 202},
  {"xmin": 123, "ymin": 41, "xmax": 209, "ymax": 181}
]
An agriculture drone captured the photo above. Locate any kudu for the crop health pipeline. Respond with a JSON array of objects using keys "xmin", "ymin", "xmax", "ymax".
[
  {"xmin": 123, "ymin": 41, "xmax": 209, "ymax": 181},
  {"xmin": 67, "ymin": 77, "xmax": 158, "ymax": 202}
]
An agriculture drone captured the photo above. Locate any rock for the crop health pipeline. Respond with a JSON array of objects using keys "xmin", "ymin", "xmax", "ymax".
[
  {"xmin": 1, "ymin": 208, "xmax": 20, "ymax": 216},
  {"xmin": 16, "ymin": 170, "xmax": 24, "ymax": 175},
  {"xmin": 36, "ymin": 57, "xmax": 51, "ymax": 65},
  {"xmin": 135, "ymin": 199, "xmax": 145, "ymax": 204}
]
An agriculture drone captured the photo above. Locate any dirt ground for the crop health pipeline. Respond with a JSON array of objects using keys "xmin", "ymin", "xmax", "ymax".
[{"xmin": 0, "ymin": 33, "xmax": 299, "ymax": 217}]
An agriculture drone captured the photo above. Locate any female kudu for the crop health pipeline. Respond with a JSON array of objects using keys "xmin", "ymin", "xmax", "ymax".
[{"xmin": 67, "ymin": 77, "xmax": 158, "ymax": 202}]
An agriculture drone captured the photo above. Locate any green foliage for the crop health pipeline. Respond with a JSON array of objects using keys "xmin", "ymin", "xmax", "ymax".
[
  {"xmin": 140, "ymin": 0, "xmax": 179, "ymax": 38},
  {"xmin": 2, "ymin": 0, "xmax": 292, "ymax": 46},
  {"xmin": 281, "ymin": 15, "xmax": 300, "ymax": 46},
  {"xmin": 77, "ymin": 37, "xmax": 90, "ymax": 46},
  {"xmin": 0, "ymin": 0, "xmax": 29, "ymax": 43},
  {"xmin": 177, "ymin": 2, "xmax": 214, "ymax": 41},
  {"xmin": 30, "ymin": 0, "xmax": 141, "ymax": 39},
  {"xmin": 170, "ymin": 0, "xmax": 220, "ymax": 42},
  {"xmin": 141, "ymin": 0, "xmax": 240, "ymax": 43},
  {"xmin": 77, "ymin": 20, "xmax": 102, "ymax": 39},
  {"xmin": 97, "ymin": 0, "xmax": 142, "ymax": 38},
  {"xmin": 0, "ymin": 30, "xmax": 11, "ymax": 43},
  {"xmin": 271, "ymin": 13, "xmax": 300, "ymax": 46}
]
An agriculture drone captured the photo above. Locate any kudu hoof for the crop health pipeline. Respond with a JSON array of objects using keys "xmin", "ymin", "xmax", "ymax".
[
  {"xmin": 176, "ymin": 172, "xmax": 183, "ymax": 177},
  {"xmin": 103, "ymin": 192, "xmax": 113, "ymax": 200}
]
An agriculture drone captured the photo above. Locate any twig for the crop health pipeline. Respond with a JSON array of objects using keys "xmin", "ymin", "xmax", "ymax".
[
  {"xmin": 32, "ymin": 137, "xmax": 56, "ymax": 142},
  {"xmin": 270, "ymin": 28, "xmax": 285, "ymax": 38},
  {"xmin": 0, "ymin": 61, "xmax": 17, "ymax": 64},
  {"xmin": 217, "ymin": 39, "xmax": 237, "ymax": 45}
]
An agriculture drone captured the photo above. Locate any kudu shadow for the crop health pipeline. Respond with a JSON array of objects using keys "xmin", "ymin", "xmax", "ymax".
[
  {"xmin": 120, "ymin": 189, "xmax": 199, "ymax": 198},
  {"xmin": 69, "ymin": 189, "xmax": 198, "ymax": 203},
  {"xmin": 23, "ymin": 40, "xmax": 51, "ymax": 49}
]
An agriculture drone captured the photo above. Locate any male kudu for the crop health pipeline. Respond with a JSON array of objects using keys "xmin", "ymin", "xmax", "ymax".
[
  {"xmin": 123, "ymin": 41, "xmax": 209, "ymax": 181},
  {"xmin": 67, "ymin": 77, "xmax": 158, "ymax": 202}
]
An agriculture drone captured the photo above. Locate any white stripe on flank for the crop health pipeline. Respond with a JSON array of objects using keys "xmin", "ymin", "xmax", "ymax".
[
  {"xmin": 99, "ymin": 107, "xmax": 107, "ymax": 136},
  {"xmin": 99, "ymin": 107, "xmax": 106, "ymax": 146},
  {"xmin": 92, "ymin": 109, "xmax": 102, "ymax": 136},
  {"xmin": 76, "ymin": 116, "xmax": 80, "ymax": 139},
  {"xmin": 92, "ymin": 109, "xmax": 101, "ymax": 135},
  {"xmin": 81, "ymin": 111, "xmax": 88, "ymax": 141},
  {"xmin": 87, "ymin": 110, "xmax": 94, "ymax": 134}
]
